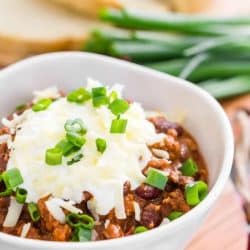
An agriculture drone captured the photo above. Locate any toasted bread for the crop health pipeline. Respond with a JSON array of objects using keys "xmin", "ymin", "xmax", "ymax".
[
  {"xmin": 0, "ymin": 0, "xmax": 107, "ymax": 66},
  {"xmin": 51, "ymin": 0, "xmax": 168, "ymax": 16},
  {"xmin": 50, "ymin": 0, "xmax": 122, "ymax": 17}
]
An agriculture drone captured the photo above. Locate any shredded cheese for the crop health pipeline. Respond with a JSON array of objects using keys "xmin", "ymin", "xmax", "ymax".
[
  {"xmin": 0, "ymin": 134, "xmax": 11, "ymax": 144},
  {"xmin": 104, "ymin": 219, "xmax": 110, "ymax": 229},
  {"xmin": 33, "ymin": 87, "xmax": 60, "ymax": 103},
  {"xmin": 7, "ymin": 79, "xmax": 166, "ymax": 219},
  {"xmin": 45, "ymin": 197, "xmax": 82, "ymax": 223},
  {"xmin": 20, "ymin": 223, "xmax": 31, "ymax": 238},
  {"xmin": 152, "ymin": 148, "xmax": 170, "ymax": 160},
  {"xmin": 45, "ymin": 199, "xmax": 66, "ymax": 223},
  {"xmin": 3, "ymin": 197, "xmax": 23, "ymax": 227},
  {"xmin": 133, "ymin": 201, "xmax": 141, "ymax": 221}
]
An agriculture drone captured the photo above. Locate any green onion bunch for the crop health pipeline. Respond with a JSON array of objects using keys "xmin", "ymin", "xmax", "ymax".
[{"xmin": 83, "ymin": 9, "xmax": 250, "ymax": 99}]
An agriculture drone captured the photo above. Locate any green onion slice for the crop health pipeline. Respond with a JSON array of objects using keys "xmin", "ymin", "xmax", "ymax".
[
  {"xmin": 145, "ymin": 168, "xmax": 168, "ymax": 190},
  {"xmin": 72, "ymin": 226, "xmax": 92, "ymax": 242},
  {"xmin": 109, "ymin": 90, "xmax": 118, "ymax": 103},
  {"xmin": 15, "ymin": 104, "xmax": 27, "ymax": 111},
  {"xmin": 96, "ymin": 138, "xmax": 107, "ymax": 153},
  {"xmin": 167, "ymin": 211, "xmax": 183, "ymax": 221},
  {"xmin": 16, "ymin": 187, "xmax": 27, "ymax": 204},
  {"xmin": 67, "ymin": 88, "xmax": 91, "ymax": 104},
  {"xmin": 55, "ymin": 139, "xmax": 76, "ymax": 156},
  {"xmin": 92, "ymin": 96, "xmax": 109, "ymax": 107},
  {"xmin": 28, "ymin": 202, "xmax": 40, "ymax": 222},
  {"xmin": 108, "ymin": 99, "xmax": 129, "ymax": 116},
  {"xmin": 92, "ymin": 87, "xmax": 107, "ymax": 97},
  {"xmin": 67, "ymin": 153, "xmax": 84, "ymax": 166},
  {"xmin": 185, "ymin": 181, "xmax": 208, "ymax": 206},
  {"xmin": 32, "ymin": 98, "xmax": 52, "ymax": 112},
  {"xmin": 180, "ymin": 158, "xmax": 198, "ymax": 177},
  {"xmin": 45, "ymin": 148, "xmax": 63, "ymax": 166},
  {"xmin": 66, "ymin": 132, "xmax": 86, "ymax": 148},
  {"xmin": 64, "ymin": 119, "xmax": 87, "ymax": 135},
  {"xmin": 134, "ymin": 226, "xmax": 148, "ymax": 234},
  {"xmin": 66, "ymin": 213, "xmax": 95, "ymax": 229},
  {"xmin": 110, "ymin": 119, "xmax": 127, "ymax": 133},
  {"xmin": 1, "ymin": 168, "xmax": 24, "ymax": 190},
  {"xmin": 92, "ymin": 87, "xmax": 108, "ymax": 107},
  {"xmin": 0, "ymin": 188, "xmax": 12, "ymax": 197}
]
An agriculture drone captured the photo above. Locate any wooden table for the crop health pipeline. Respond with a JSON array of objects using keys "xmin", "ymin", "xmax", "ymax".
[{"xmin": 187, "ymin": 181, "xmax": 248, "ymax": 250}]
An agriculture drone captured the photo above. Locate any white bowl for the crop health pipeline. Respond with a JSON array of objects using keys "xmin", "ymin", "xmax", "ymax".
[{"xmin": 0, "ymin": 52, "xmax": 234, "ymax": 250}]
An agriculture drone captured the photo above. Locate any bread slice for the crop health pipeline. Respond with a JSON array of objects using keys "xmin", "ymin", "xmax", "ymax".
[
  {"xmin": 51, "ymin": 0, "xmax": 168, "ymax": 17},
  {"xmin": 50, "ymin": 0, "xmax": 122, "ymax": 17},
  {"xmin": 0, "ymin": 0, "xmax": 107, "ymax": 66},
  {"xmin": 166, "ymin": 0, "xmax": 212, "ymax": 13}
]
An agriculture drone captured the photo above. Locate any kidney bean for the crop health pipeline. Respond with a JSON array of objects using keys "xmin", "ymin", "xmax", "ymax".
[
  {"xmin": 141, "ymin": 204, "xmax": 162, "ymax": 229},
  {"xmin": 135, "ymin": 184, "xmax": 161, "ymax": 200},
  {"xmin": 149, "ymin": 117, "xmax": 183, "ymax": 136}
]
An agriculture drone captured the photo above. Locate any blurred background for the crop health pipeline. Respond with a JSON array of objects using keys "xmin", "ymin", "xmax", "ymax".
[{"xmin": 0, "ymin": 0, "xmax": 250, "ymax": 249}]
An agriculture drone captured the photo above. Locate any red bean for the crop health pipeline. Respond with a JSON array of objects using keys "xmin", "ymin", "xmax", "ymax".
[
  {"xmin": 141, "ymin": 204, "xmax": 162, "ymax": 229},
  {"xmin": 149, "ymin": 117, "xmax": 183, "ymax": 136},
  {"xmin": 135, "ymin": 184, "xmax": 161, "ymax": 200}
]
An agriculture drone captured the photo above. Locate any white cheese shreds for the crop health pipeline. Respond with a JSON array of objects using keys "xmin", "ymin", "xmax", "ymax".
[
  {"xmin": 133, "ymin": 201, "xmax": 141, "ymax": 221},
  {"xmin": 1, "ymin": 112, "xmax": 28, "ymax": 134},
  {"xmin": 33, "ymin": 87, "xmax": 60, "ymax": 103},
  {"xmin": 0, "ymin": 134, "xmax": 11, "ymax": 144},
  {"xmin": 7, "ymin": 79, "xmax": 165, "ymax": 219},
  {"xmin": 45, "ymin": 198, "xmax": 82, "ymax": 223},
  {"xmin": 87, "ymin": 199, "xmax": 99, "ymax": 221},
  {"xmin": 152, "ymin": 149, "xmax": 169, "ymax": 160},
  {"xmin": 20, "ymin": 223, "xmax": 31, "ymax": 238},
  {"xmin": 45, "ymin": 199, "xmax": 66, "ymax": 223},
  {"xmin": 51, "ymin": 198, "xmax": 82, "ymax": 214},
  {"xmin": 91, "ymin": 230, "xmax": 98, "ymax": 241},
  {"xmin": 3, "ymin": 197, "xmax": 23, "ymax": 227},
  {"xmin": 104, "ymin": 219, "xmax": 110, "ymax": 229}
]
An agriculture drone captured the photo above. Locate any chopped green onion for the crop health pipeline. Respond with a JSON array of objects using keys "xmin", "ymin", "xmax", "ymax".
[
  {"xmin": 64, "ymin": 119, "xmax": 87, "ymax": 135},
  {"xmin": 55, "ymin": 139, "xmax": 76, "ymax": 156},
  {"xmin": 145, "ymin": 168, "xmax": 168, "ymax": 190},
  {"xmin": 28, "ymin": 202, "xmax": 40, "ymax": 222},
  {"xmin": 72, "ymin": 226, "xmax": 92, "ymax": 242},
  {"xmin": 108, "ymin": 99, "xmax": 129, "ymax": 116},
  {"xmin": 109, "ymin": 90, "xmax": 118, "ymax": 103},
  {"xmin": 185, "ymin": 181, "xmax": 208, "ymax": 206},
  {"xmin": 45, "ymin": 148, "xmax": 63, "ymax": 165},
  {"xmin": 0, "ymin": 188, "xmax": 12, "ymax": 197},
  {"xmin": 32, "ymin": 98, "xmax": 52, "ymax": 112},
  {"xmin": 180, "ymin": 158, "xmax": 198, "ymax": 177},
  {"xmin": 15, "ymin": 104, "xmax": 26, "ymax": 111},
  {"xmin": 167, "ymin": 211, "xmax": 183, "ymax": 221},
  {"xmin": 67, "ymin": 88, "xmax": 91, "ymax": 104},
  {"xmin": 134, "ymin": 226, "xmax": 148, "ymax": 234},
  {"xmin": 92, "ymin": 87, "xmax": 107, "ymax": 97},
  {"xmin": 16, "ymin": 187, "xmax": 27, "ymax": 204},
  {"xmin": 92, "ymin": 87, "xmax": 108, "ymax": 107},
  {"xmin": 66, "ymin": 132, "xmax": 86, "ymax": 148},
  {"xmin": 96, "ymin": 138, "xmax": 107, "ymax": 153},
  {"xmin": 110, "ymin": 119, "xmax": 127, "ymax": 133},
  {"xmin": 66, "ymin": 213, "xmax": 95, "ymax": 229},
  {"xmin": 67, "ymin": 153, "xmax": 84, "ymax": 166},
  {"xmin": 1, "ymin": 168, "xmax": 24, "ymax": 190},
  {"xmin": 92, "ymin": 96, "xmax": 109, "ymax": 107}
]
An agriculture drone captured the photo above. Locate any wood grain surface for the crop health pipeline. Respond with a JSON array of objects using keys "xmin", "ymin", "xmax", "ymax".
[{"xmin": 187, "ymin": 181, "xmax": 248, "ymax": 250}]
